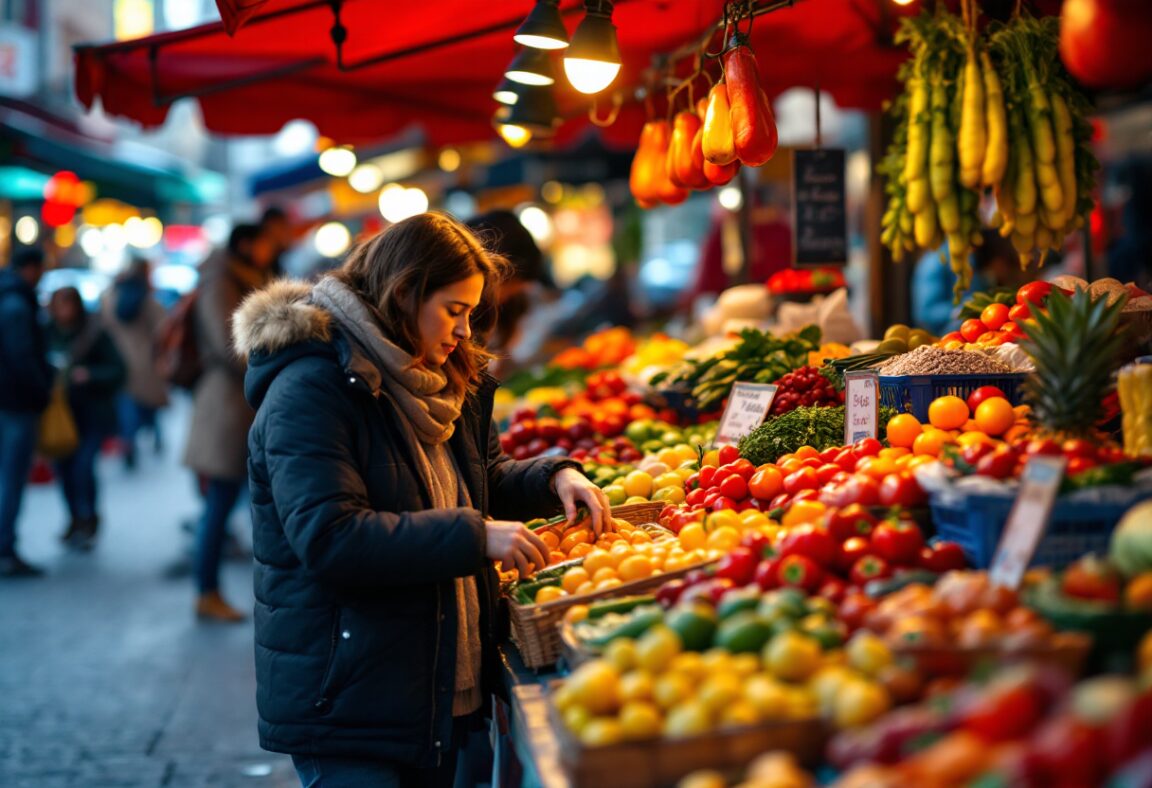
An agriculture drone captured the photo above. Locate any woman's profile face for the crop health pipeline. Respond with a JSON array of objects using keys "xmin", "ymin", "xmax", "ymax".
[{"xmin": 417, "ymin": 273, "xmax": 484, "ymax": 367}]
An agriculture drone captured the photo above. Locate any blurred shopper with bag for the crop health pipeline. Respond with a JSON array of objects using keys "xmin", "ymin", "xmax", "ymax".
[
  {"xmin": 0, "ymin": 250, "xmax": 54, "ymax": 578},
  {"xmin": 102, "ymin": 258, "xmax": 169, "ymax": 469},
  {"xmin": 45, "ymin": 286, "xmax": 126, "ymax": 550},
  {"xmin": 231, "ymin": 212, "xmax": 609, "ymax": 787},
  {"xmin": 184, "ymin": 224, "xmax": 275, "ymax": 622}
]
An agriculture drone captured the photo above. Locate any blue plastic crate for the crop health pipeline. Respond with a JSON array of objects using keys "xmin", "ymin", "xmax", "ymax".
[
  {"xmin": 930, "ymin": 491, "xmax": 1152, "ymax": 569},
  {"xmin": 879, "ymin": 373, "xmax": 1029, "ymax": 421}
]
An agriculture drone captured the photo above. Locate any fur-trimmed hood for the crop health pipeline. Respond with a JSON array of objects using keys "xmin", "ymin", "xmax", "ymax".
[{"xmin": 232, "ymin": 279, "xmax": 331, "ymax": 358}]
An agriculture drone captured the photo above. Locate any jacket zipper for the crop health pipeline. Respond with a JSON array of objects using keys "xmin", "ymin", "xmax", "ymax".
[
  {"xmin": 430, "ymin": 586, "xmax": 442, "ymax": 765},
  {"xmin": 314, "ymin": 608, "xmax": 342, "ymax": 709}
]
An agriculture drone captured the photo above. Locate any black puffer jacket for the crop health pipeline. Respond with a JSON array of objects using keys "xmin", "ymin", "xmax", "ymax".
[
  {"xmin": 235, "ymin": 281, "xmax": 575, "ymax": 767},
  {"xmin": 0, "ymin": 269, "xmax": 52, "ymax": 413}
]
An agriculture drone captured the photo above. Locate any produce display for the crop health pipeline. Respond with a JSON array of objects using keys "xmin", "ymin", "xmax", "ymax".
[{"xmin": 879, "ymin": 5, "xmax": 1097, "ymax": 298}]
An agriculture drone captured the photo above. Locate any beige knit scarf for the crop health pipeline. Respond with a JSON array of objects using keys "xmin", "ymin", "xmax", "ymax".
[{"xmin": 311, "ymin": 276, "xmax": 483, "ymax": 716}]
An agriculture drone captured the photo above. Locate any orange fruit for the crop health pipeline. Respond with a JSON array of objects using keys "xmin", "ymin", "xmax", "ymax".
[
  {"xmin": 549, "ymin": 550, "xmax": 567, "ymax": 565},
  {"xmin": 912, "ymin": 428, "xmax": 952, "ymax": 457},
  {"xmin": 583, "ymin": 549, "xmax": 615, "ymax": 576},
  {"xmin": 592, "ymin": 567, "xmax": 619, "ymax": 584},
  {"xmin": 535, "ymin": 585, "xmax": 567, "ymax": 604},
  {"xmin": 618, "ymin": 555, "xmax": 656, "ymax": 582},
  {"xmin": 595, "ymin": 577, "xmax": 622, "ymax": 592},
  {"xmin": 679, "ymin": 523, "xmax": 706, "ymax": 551},
  {"xmin": 559, "ymin": 530, "xmax": 592, "ymax": 553},
  {"xmin": 957, "ymin": 431, "xmax": 994, "ymax": 448},
  {"xmin": 885, "ymin": 414, "xmax": 923, "ymax": 448},
  {"xmin": 629, "ymin": 530, "xmax": 653, "ymax": 544},
  {"xmin": 539, "ymin": 530, "xmax": 560, "ymax": 550},
  {"xmin": 974, "ymin": 397, "xmax": 1015, "ymax": 436},
  {"xmin": 879, "ymin": 447, "xmax": 912, "ymax": 460},
  {"xmin": 562, "ymin": 567, "xmax": 591, "ymax": 594},
  {"xmin": 928, "ymin": 396, "xmax": 969, "ymax": 430},
  {"xmin": 794, "ymin": 446, "xmax": 820, "ymax": 461},
  {"xmin": 568, "ymin": 542, "xmax": 594, "ymax": 559}
]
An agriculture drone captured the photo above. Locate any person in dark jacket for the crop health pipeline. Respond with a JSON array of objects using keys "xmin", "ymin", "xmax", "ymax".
[
  {"xmin": 231, "ymin": 212, "xmax": 610, "ymax": 787},
  {"xmin": 0, "ymin": 250, "xmax": 54, "ymax": 577},
  {"xmin": 46, "ymin": 286, "xmax": 127, "ymax": 549}
]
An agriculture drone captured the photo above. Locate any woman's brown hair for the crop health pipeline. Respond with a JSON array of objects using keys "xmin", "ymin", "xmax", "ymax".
[{"xmin": 331, "ymin": 211, "xmax": 510, "ymax": 392}]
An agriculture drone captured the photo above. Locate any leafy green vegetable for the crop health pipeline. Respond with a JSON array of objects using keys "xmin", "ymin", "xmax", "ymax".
[{"xmin": 738, "ymin": 405, "xmax": 900, "ymax": 465}]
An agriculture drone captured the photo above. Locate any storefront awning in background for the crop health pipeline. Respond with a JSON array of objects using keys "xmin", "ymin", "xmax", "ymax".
[{"xmin": 74, "ymin": 0, "xmax": 912, "ymax": 150}]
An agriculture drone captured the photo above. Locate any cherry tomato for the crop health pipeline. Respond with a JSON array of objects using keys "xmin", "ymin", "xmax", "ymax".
[
  {"xmin": 778, "ymin": 524, "xmax": 838, "ymax": 568},
  {"xmin": 791, "ymin": 489, "xmax": 821, "ymax": 504},
  {"xmin": 740, "ymin": 530, "xmax": 771, "ymax": 557},
  {"xmin": 815, "ymin": 463, "xmax": 842, "ymax": 485},
  {"xmin": 698, "ymin": 465, "xmax": 717, "ymax": 488},
  {"xmin": 981, "ymin": 303, "xmax": 1010, "ymax": 330},
  {"xmin": 718, "ymin": 445, "xmax": 740, "ymax": 466},
  {"xmin": 837, "ymin": 536, "xmax": 872, "ymax": 573},
  {"xmin": 730, "ymin": 458, "xmax": 757, "ymax": 480},
  {"xmin": 1008, "ymin": 302, "xmax": 1031, "ymax": 323},
  {"xmin": 961, "ymin": 318, "xmax": 989, "ymax": 343},
  {"xmin": 1061, "ymin": 439, "xmax": 1098, "ymax": 461},
  {"xmin": 838, "ymin": 591, "xmax": 877, "ymax": 631},
  {"xmin": 818, "ymin": 577, "xmax": 847, "ymax": 604},
  {"xmin": 871, "ymin": 521, "xmax": 925, "ymax": 564},
  {"xmin": 834, "ymin": 448, "xmax": 859, "ymax": 472},
  {"xmin": 711, "ymin": 495, "xmax": 739, "ymax": 511},
  {"xmin": 754, "ymin": 557, "xmax": 781, "ymax": 590},
  {"xmin": 1066, "ymin": 456, "xmax": 1098, "ymax": 475},
  {"xmin": 685, "ymin": 488, "xmax": 708, "ymax": 507},
  {"xmin": 966, "ymin": 385, "xmax": 1007, "ymax": 413},
  {"xmin": 749, "ymin": 466, "xmax": 784, "ymax": 501},
  {"xmin": 718, "ymin": 473, "xmax": 749, "ymax": 501},
  {"xmin": 975, "ymin": 449, "xmax": 1019, "ymax": 480},
  {"xmin": 854, "ymin": 437, "xmax": 882, "ymax": 457},
  {"xmin": 1025, "ymin": 438, "xmax": 1062, "ymax": 457},
  {"xmin": 1017, "ymin": 281, "xmax": 1053, "ymax": 306},
  {"xmin": 783, "ymin": 466, "xmax": 819, "ymax": 495},
  {"xmin": 919, "ymin": 541, "xmax": 968, "ymax": 572}
]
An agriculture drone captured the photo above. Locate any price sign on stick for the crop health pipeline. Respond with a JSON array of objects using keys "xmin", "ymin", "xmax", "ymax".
[
  {"xmin": 844, "ymin": 372, "xmax": 880, "ymax": 445},
  {"xmin": 714, "ymin": 383, "xmax": 778, "ymax": 447},
  {"xmin": 989, "ymin": 456, "xmax": 1068, "ymax": 589}
]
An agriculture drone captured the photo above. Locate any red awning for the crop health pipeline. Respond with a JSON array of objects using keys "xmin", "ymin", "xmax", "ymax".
[{"xmin": 75, "ymin": 0, "xmax": 911, "ymax": 149}]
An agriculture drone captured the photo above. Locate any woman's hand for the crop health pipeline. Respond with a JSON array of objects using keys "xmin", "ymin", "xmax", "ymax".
[
  {"xmin": 552, "ymin": 467, "xmax": 611, "ymax": 536},
  {"xmin": 485, "ymin": 521, "xmax": 550, "ymax": 578}
]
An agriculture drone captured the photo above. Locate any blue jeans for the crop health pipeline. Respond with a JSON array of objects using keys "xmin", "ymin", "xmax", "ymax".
[
  {"xmin": 195, "ymin": 477, "xmax": 244, "ymax": 594},
  {"xmin": 0, "ymin": 410, "xmax": 38, "ymax": 557},
  {"xmin": 54, "ymin": 429, "xmax": 105, "ymax": 522},
  {"xmin": 118, "ymin": 394, "xmax": 159, "ymax": 457},
  {"xmin": 291, "ymin": 751, "xmax": 458, "ymax": 788}
]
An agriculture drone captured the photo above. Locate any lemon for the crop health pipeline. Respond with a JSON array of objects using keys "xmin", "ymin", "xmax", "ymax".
[
  {"xmin": 618, "ymin": 701, "xmax": 663, "ymax": 741},
  {"xmin": 763, "ymin": 631, "xmax": 821, "ymax": 683},
  {"xmin": 742, "ymin": 674, "xmax": 791, "ymax": 719},
  {"xmin": 622, "ymin": 471, "xmax": 654, "ymax": 499},
  {"xmin": 663, "ymin": 700, "xmax": 712, "ymax": 738},
  {"xmin": 652, "ymin": 671, "xmax": 693, "ymax": 711},
  {"xmin": 718, "ymin": 700, "xmax": 761, "ymax": 729},
  {"xmin": 618, "ymin": 670, "xmax": 655, "ymax": 703},
  {"xmin": 809, "ymin": 665, "xmax": 855, "ymax": 715},
  {"xmin": 833, "ymin": 679, "xmax": 891, "ymax": 729},
  {"xmin": 602, "ymin": 485, "xmax": 627, "ymax": 506},
  {"xmin": 704, "ymin": 509, "xmax": 741, "ymax": 533},
  {"xmin": 652, "ymin": 486, "xmax": 686, "ymax": 505},
  {"xmin": 604, "ymin": 639, "xmax": 637, "ymax": 673},
  {"xmin": 667, "ymin": 651, "xmax": 707, "ymax": 683},
  {"xmin": 787, "ymin": 686, "xmax": 820, "ymax": 720},
  {"xmin": 678, "ymin": 523, "xmax": 707, "ymax": 551},
  {"xmin": 846, "ymin": 631, "xmax": 893, "ymax": 677},
  {"xmin": 566, "ymin": 660, "xmax": 621, "ymax": 716},
  {"xmin": 624, "ymin": 495, "xmax": 650, "ymax": 505},
  {"xmin": 697, "ymin": 673, "xmax": 742, "ymax": 714},
  {"xmin": 729, "ymin": 653, "xmax": 761, "ymax": 678},
  {"xmin": 534, "ymin": 585, "xmax": 566, "ymax": 604},
  {"xmin": 699, "ymin": 648, "xmax": 734, "ymax": 675},
  {"xmin": 580, "ymin": 717, "xmax": 624, "ymax": 747},
  {"xmin": 563, "ymin": 704, "xmax": 592, "ymax": 734},
  {"xmin": 705, "ymin": 526, "xmax": 741, "ymax": 552}
]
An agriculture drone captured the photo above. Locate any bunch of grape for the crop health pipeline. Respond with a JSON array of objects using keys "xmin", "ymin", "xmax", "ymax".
[{"xmin": 769, "ymin": 366, "xmax": 844, "ymax": 417}]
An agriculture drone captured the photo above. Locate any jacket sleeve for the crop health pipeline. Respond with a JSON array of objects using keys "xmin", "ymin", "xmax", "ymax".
[
  {"xmin": 82, "ymin": 331, "xmax": 127, "ymax": 395},
  {"xmin": 0, "ymin": 294, "xmax": 52, "ymax": 409},
  {"xmin": 198, "ymin": 271, "xmax": 247, "ymax": 379},
  {"xmin": 263, "ymin": 373, "xmax": 488, "ymax": 587},
  {"xmin": 486, "ymin": 420, "xmax": 582, "ymax": 522}
]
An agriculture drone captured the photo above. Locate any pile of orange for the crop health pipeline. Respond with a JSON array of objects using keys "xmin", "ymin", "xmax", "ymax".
[{"xmin": 885, "ymin": 396, "xmax": 1030, "ymax": 457}]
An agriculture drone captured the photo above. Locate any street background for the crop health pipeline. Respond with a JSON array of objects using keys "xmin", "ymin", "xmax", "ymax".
[{"xmin": 0, "ymin": 396, "xmax": 297, "ymax": 787}]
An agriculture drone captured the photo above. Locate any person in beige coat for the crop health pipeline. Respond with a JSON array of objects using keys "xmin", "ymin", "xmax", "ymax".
[
  {"xmin": 101, "ymin": 258, "xmax": 169, "ymax": 470},
  {"xmin": 184, "ymin": 224, "xmax": 274, "ymax": 621}
]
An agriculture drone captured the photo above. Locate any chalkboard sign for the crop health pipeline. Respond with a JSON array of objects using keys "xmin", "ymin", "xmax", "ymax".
[{"xmin": 792, "ymin": 148, "xmax": 848, "ymax": 267}]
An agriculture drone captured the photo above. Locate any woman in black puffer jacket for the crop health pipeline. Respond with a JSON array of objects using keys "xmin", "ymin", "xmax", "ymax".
[{"xmin": 232, "ymin": 212, "xmax": 609, "ymax": 787}]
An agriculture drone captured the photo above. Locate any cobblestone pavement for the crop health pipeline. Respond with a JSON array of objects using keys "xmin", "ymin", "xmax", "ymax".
[{"xmin": 0, "ymin": 399, "xmax": 297, "ymax": 787}]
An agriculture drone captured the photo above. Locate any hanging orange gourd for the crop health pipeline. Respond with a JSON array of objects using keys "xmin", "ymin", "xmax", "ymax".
[
  {"xmin": 651, "ymin": 120, "xmax": 689, "ymax": 205},
  {"xmin": 702, "ymin": 82, "xmax": 738, "ymax": 165},
  {"xmin": 670, "ymin": 109, "xmax": 710, "ymax": 190},
  {"xmin": 688, "ymin": 98, "xmax": 711, "ymax": 189},
  {"xmin": 723, "ymin": 34, "xmax": 778, "ymax": 167},
  {"xmin": 629, "ymin": 121, "xmax": 662, "ymax": 207}
]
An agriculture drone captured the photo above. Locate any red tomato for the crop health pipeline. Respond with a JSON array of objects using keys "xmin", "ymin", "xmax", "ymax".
[
  {"xmin": 769, "ymin": 493, "xmax": 792, "ymax": 511},
  {"xmin": 818, "ymin": 577, "xmax": 847, "ymax": 604},
  {"xmin": 854, "ymin": 437, "xmax": 882, "ymax": 457},
  {"xmin": 940, "ymin": 331, "xmax": 965, "ymax": 344},
  {"xmin": 778, "ymin": 524, "xmax": 838, "ymax": 568},
  {"xmin": 815, "ymin": 463, "xmax": 842, "ymax": 485},
  {"xmin": 975, "ymin": 449, "xmax": 1019, "ymax": 480},
  {"xmin": 833, "ymin": 475, "xmax": 881, "ymax": 507},
  {"xmin": 783, "ymin": 466, "xmax": 819, "ymax": 495},
  {"xmin": 739, "ymin": 530, "xmax": 771, "ymax": 556},
  {"xmin": 849, "ymin": 554, "xmax": 891, "ymax": 586},
  {"xmin": 791, "ymin": 489, "xmax": 821, "ymax": 505},
  {"xmin": 685, "ymin": 488, "xmax": 708, "ymax": 507},
  {"xmin": 878, "ymin": 473, "xmax": 926, "ymax": 507},
  {"xmin": 698, "ymin": 465, "xmax": 717, "ymax": 488},
  {"xmin": 715, "ymin": 547, "xmax": 758, "ymax": 586},
  {"xmin": 712, "ymin": 466, "xmax": 736, "ymax": 486},
  {"xmin": 819, "ymin": 446, "xmax": 841, "ymax": 464},
  {"xmin": 838, "ymin": 591, "xmax": 876, "ymax": 630},
  {"xmin": 966, "ymin": 385, "xmax": 1007, "ymax": 413},
  {"xmin": 718, "ymin": 445, "xmax": 740, "ymax": 466},
  {"xmin": 961, "ymin": 318, "xmax": 988, "ymax": 343},
  {"xmin": 711, "ymin": 495, "xmax": 739, "ymax": 512},
  {"xmin": 718, "ymin": 474, "xmax": 749, "ymax": 501},
  {"xmin": 871, "ymin": 521, "xmax": 925, "ymax": 564},
  {"xmin": 776, "ymin": 554, "xmax": 824, "ymax": 592},
  {"xmin": 824, "ymin": 504, "xmax": 878, "ymax": 542},
  {"xmin": 730, "ymin": 458, "xmax": 757, "ymax": 480},
  {"xmin": 702, "ymin": 490, "xmax": 721, "ymax": 509},
  {"xmin": 1017, "ymin": 281, "xmax": 1053, "ymax": 306},
  {"xmin": 837, "ymin": 536, "xmax": 872, "ymax": 573},
  {"xmin": 1000, "ymin": 321, "xmax": 1023, "ymax": 337},
  {"xmin": 1008, "ymin": 303, "xmax": 1031, "ymax": 323},
  {"xmin": 833, "ymin": 448, "xmax": 859, "ymax": 472},
  {"xmin": 1025, "ymin": 438, "xmax": 1062, "ymax": 457},
  {"xmin": 655, "ymin": 578, "xmax": 688, "ymax": 607},
  {"xmin": 1029, "ymin": 715, "xmax": 1106, "ymax": 787},
  {"xmin": 1065, "ymin": 456, "xmax": 1098, "ymax": 476},
  {"xmin": 1060, "ymin": 0, "xmax": 1152, "ymax": 90},
  {"xmin": 754, "ymin": 557, "xmax": 781, "ymax": 590},
  {"xmin": 748, "ymin": 466, "xmax": 784, "ymax": 501},
  {"xmin": 981, "ymin": 303, "xmax": 1010, "ymax": 331},
  {"xmin": 919, "ymin": 541, "xmax": 968, "ymax": 573},
  {"xmin": 959, "ymin": 681, "xmax": 1049, "ymax": 743},
  {"xmin": 1061, "ymin": 439, "xmax": 1098, "ymax": 461}
]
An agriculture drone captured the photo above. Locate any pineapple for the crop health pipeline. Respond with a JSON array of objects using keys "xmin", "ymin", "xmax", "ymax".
[{"xmin": 1019, "ymin": 288, "xmax": 1128, "ymax": 439}]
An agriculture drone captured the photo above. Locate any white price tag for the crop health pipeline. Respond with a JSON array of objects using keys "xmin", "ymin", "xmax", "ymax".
[
  {"xmin": 844, "ymin": 371, "xmax": 880, "ymax": 445},
  {"xmin": 714, "ymin": 383, "xmax": 778, "ymax": 447},
  {"xmin": 989, "ymin": 456, "xmax": 1067, "ymax": 589}
]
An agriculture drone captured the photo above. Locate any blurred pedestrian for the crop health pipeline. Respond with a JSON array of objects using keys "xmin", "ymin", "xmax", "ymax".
[
  {"xmin": 102, "ymin": 258, "xmax": 169, "ymax": 469},
  {"xmin": 46, "ymin": 286, "xmax": 127, "ymax": 550},
  {"xmin": 260, "ymin": 205, "xmax": 294, "ymax": 276},
  {"xmin": 0, "ymin": 250, "xmax": 54, "ymax": 577},
  {"xmin": 184, "ymin": 224, "xmax": 275, "ymax": 621},
  {"xmin": 232, "ymin": 212, "xmax": 608, "ymax": 786}
]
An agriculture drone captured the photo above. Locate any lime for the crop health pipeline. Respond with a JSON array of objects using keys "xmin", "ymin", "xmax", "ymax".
[
  {"xmin": 603, "ymin": 485, "xmax": 628, "ymax": 506},
  {"xmin": 665, "ymin": 603, "xmax": 717, "ymax": 651}
]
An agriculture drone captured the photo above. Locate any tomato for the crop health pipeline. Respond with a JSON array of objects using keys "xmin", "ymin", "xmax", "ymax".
[
  {"xmin": 718, "ymin": 474, "xmax": 749, "ymax": 501},
  {"xmin": 791, "ymin": 489, "xmax": 820, "ymax": 504},
  {"xmin": 1105, "ymin": 691, "xmax": 1152, "ymax": 764},
  {"xmin": 776, "ymin": 554, "xmax": 824, "ymax": 593},
  {"xmin": 784, "ymin": 466, "xmax": 819, "ymax": 495},
  {"xmin": 959, "ymin": 681, "xmax": 1049, "ymax": 743},
  {"xmin": 833, "ymin": 448, "xmax": 859, "ymax": 472},
  {"xmin": 919, "ymin": 542, "xmax": 967, "ymax": 573},
  {"xmin": 940, "ymin": 331, "xmax": 965, "ymax": 344},
  {"xmin": 825, "ymin": 475, "xmax": 881, "ymax": 508},
  {"xmin": 748, "ymin": 466, "xmax": 784, "ymax": 500},
  {"xmin": 1025, "ymin": 438, "xmax": 1062, "ymax": 457},
  {"xmin": 837, "ymin": 536, "xmax": 872, "ymax": 573},
  {"xmin": 730, "ymin": 458, "xmax": 757, "ymax": 480},
  {"xmin": 714, "ymin": 546, "xmax": 758, "ymax": 586},
  {"xmin": 819, "ymin": 446, "xmax": 841, "ymax": 463},
  {"xmin": 975, "ymin": 449, "xmax": 1019, "ymax": 480},
  {"xmin": 1061, "ymin": 439, "xmax": 1098, "ymax": 461},
  {"xmin": 1017, "ymin": 281, "xmax": 1053, "ymax": 306},
  {"xmin": 960, "ymin": 318, "xmax": 988, "ymax": 343},
  {"xmin": 824, "ymin": 504, "xmax": 878, "ymax": 542},
  {"xmin": 966, "ymin": 385, "xmax": 1007, "ymax": 414},
  {"xmin": 698, "ymin": 465, "xmax": 717, "ymax": 488},
  {"xmin": 878, "ymin": 473, "xmax": 925, "ymax": 507},
  {"xmin": 685, "ymin": 488, "xmax": 707, "ymax": 507},
  {"xmin": 702, "ymin": 490, "xmax": 721, "ymax": 509},
  {"xmin": 769, "ymin": 493, "xmax": 791, "ymax": 511},
  {"xmin": 818, "ymin": 577, "xmax": 847, "ymax": 604},
  {"xmin": 838, "ymin": 592, "xmax": 877, "ymax": 631},
  {"xmin": 1065, "ymin": 456, "xmax": 1098, "ymax": 476},
  {"xmin": 1061, "ymin": 556, "xmax": 1122, "ymax": 603},
  {"xmin": 778, "ymin": 524, "xmax": 838, "ymax": 568},
  {"xmin": 711, "ymin": 495, "xmax": 739, "ymax": 512},
  {"xmin": 854, "ymin": 437, "xmax": 882, "ymax": 457},
  {"xmin": 850, "ymin": 554, "xmax": 891, "ymax": 586},
  {"xmin": 718, "ymin": 445, "xmax": 740, "ymax": 466},
  {"xmin": 1008, "ymin": 302, "xmax": 1031, "ymax": 324},
  {"xmin": 981, "ymin": 303, "xmax": 1010, "ymax": 331},
  {"xmin": 754, "ymin": 556, "xmax": 781, "ymax": 590},
  {"xmin": 655, "ymin": 578, "xmax": 688, "ymax": 607},
  {"xmin": 740, "ymin": 530, "xmax": 771, "ymax": 556},
  {"xmin": 1029, "ymin": 714, "xmax": 1106, "ymax": 787},
  {"xmin": 871, "ymin": 521, "xmax": 924, "ymax": 564},
  {"xmin": 959, "ymin": 442, "xmax": 994, "ymax": 466}
]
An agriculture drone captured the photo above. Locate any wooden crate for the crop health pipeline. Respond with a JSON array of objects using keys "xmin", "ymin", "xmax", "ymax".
[
  {"xmin": 509, "ymin": 560, "xmax": 712, "ymax": 670},
  {"xmin": 546, "ymin": 684, "xmax": 827, "ymax": 788}
]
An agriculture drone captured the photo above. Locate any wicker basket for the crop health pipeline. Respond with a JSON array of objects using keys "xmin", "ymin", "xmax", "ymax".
[{"xmin": 509, "ymin": 560, "xmax": 713, "ymax": 670}]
